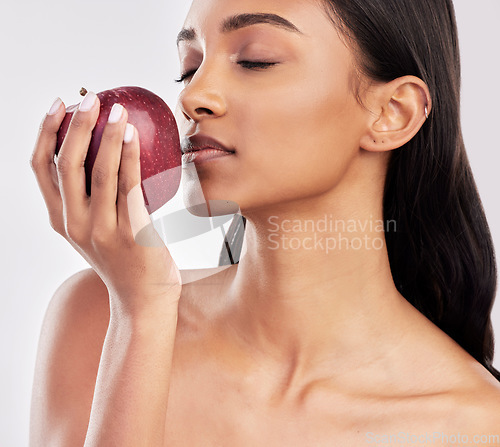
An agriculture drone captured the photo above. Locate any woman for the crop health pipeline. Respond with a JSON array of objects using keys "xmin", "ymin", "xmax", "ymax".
[{"xmin": 30, "ymin": 0, "xmax": 500, "ymax": 445}]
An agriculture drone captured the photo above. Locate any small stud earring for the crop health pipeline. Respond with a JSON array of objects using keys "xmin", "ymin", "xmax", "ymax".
[{"xmin": 424, "ymin": 106, "xmax": 429, "ymax": 119}]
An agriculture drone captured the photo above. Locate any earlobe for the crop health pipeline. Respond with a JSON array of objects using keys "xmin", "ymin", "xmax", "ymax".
[{"xmin": 360, "ymin": 75, "xmax": 431, "ymax": 152}]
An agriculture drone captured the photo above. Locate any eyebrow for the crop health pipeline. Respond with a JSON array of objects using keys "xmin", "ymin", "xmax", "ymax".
[{"xmin": 176, "ymin": 13, "xmax": 303, "ymax": 46}]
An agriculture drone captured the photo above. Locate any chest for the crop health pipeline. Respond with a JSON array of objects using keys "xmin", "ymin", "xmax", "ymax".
[
  {"xmin": 164, "ymin": 299, "xmax": 467, "ymax": 446},
  {"xmin": 164, "ymin": 389, "xmax": 367, "ymax": 447},
  {"xmin": 163, "ymin": 359, "xmax": 459, "ymax": 447}
]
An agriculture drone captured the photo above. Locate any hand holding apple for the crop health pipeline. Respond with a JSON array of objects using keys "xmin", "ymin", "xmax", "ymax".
[
  {"xmin": 32, "ymin": 89, "xmax": 183, "ymax": 307},
  {"xmin": 55, "ymin": 86, "xmax": 182, "ymax": 214}
]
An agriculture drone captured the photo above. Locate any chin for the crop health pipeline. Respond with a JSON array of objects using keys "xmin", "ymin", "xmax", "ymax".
[{"xmin": 181, "ymin": 170, "xmax": 240, "ymax": 218}]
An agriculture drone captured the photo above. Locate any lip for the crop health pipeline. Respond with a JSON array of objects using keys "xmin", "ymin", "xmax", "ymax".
[
  {"xmin": 181, "ymin": 134, "xmax": 235, "ymax": 155},
  {"xmin": 182, "ymin": 149, "xmax": 234, "ymax": 165}
]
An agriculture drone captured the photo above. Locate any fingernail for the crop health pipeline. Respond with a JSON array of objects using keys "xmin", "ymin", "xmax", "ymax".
[
  {"xmin": 79, "ymin": 91, "xmax": 97, "ymax": 112},
  {"xmin": 48, "ymin": 97, "xmax": 62, "ymax": 115},
  {"xmin": 123, "ymin": 123, "xmax": 135, "ymax": 143},
  {"xmin": 108, "ymin": 103, "xmax": 124, "ymax": 123}
]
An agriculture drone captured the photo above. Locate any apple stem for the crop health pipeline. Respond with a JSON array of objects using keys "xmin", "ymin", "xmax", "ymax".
[{"xmin": 80, "ymin": 87, "xmax": 88, "ymax": 96}]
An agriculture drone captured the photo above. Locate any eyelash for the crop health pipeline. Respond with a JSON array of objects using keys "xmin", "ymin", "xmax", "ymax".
[{"xmin": 174, "ymin": 61, "xmax": 278, "ymax": 83}]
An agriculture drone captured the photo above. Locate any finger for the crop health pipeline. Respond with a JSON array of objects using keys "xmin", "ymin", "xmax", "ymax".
[
  {"xmin": 89, "ymin": 103, "xmax": 128, "ymax": 231},
  {"xmin": 30, "ymin": 97, "xmax": 66, "ymax": 232},
  {"xmin": 116, "ymin": 124, "xmax": 151, "ymax": 239},
  {"xmin": 56, "ymin": 91, "xmax": 99, "ymax": 224}
]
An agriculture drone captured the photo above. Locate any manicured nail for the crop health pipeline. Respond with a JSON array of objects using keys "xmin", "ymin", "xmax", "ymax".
[
  {"xmin": 79, "ymin": 91, "xmax": 97, "ymax": 112},
  {"xmin": 123, "ymin": 123, "xmax": 135, "ymax": 143},
  {"xmin": 108, "ymin": 103, "xmax": 124, "ymax": 123},
  {"xmin": 48, "ymin": 97, "xmax": 62, "ymax": 115}
]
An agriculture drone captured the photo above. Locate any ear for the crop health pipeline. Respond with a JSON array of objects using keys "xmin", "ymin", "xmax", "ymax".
[{"xmin": 359, "ymin": 75, "xmax": 432, "ymax": 152}]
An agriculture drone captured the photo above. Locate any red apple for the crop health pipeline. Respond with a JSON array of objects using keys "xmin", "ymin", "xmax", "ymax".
[{"xmin": 55, "ymin": 86, "xmax": 182, "ymax": 214}]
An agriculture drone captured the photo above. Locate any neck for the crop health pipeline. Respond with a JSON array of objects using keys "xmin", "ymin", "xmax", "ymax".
[{"xmin": 218, "ymin": 181, "xmax": 417, "ymax": 386}]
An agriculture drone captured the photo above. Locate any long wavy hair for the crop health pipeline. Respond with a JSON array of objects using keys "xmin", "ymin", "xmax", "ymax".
[{"xmin": 218, "ymin": 0, "xmax": 499, "ymax": 380}]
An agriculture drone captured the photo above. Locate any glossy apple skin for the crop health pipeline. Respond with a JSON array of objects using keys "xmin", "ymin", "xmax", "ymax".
[{"xmin": 55, "ymin": 86, "xmax": 182, "ymax": 214}]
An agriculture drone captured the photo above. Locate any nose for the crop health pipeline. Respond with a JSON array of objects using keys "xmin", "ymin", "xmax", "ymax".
[{"xmin": 178, "ymin": 68, "xmax": 227, "ymax": 123}]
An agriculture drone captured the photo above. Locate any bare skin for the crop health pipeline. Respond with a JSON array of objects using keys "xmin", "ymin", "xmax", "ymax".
[
  {"xmin": 172, "ymin": 0, "xmax": 500, "ymax": 440},
  {"xmin": 175, "ymin": 0, "xmax": 500, "ymax": 442},
  {"xmin": 30, "ymin": 0, "xmax": 500, "ymax": 444},
  {"xmin": 34, "ymin": 267, "xmax": 500, "ymax": 446},
  {"xmin": 168, "ymin": 270, "xmax": 500, "ymax": 447}
]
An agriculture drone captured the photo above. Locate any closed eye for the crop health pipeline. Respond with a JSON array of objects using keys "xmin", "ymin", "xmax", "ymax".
[{"xmin": 174, "ymin": 61, "xmax": 279, "ymax": 84}]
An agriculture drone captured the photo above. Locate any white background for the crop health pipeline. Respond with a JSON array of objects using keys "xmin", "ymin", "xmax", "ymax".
[{"xmin": 1, "ymin": 1, "xmax": 499, "ymax": 444}]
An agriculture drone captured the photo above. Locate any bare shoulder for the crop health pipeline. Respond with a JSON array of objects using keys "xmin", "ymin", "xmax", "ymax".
[
  {"xmin": 399, "ymin": 304, "xmax": 500, "ymax": 426},
  {"xmin": 51, "ymin": 267, "xmax": 109, "ymax": 313},
  {"xmin": 36, "ymin": 267, "xmax": 110, "ymax": 358},
  {"xmin": 42, "ymin": 267, "xmax": 110, "ymax": 350},
  {"xmin": 30, "ymin": 268, "xmax": 110, "ymax": 445},
  {"xmin": 375, "ymin": 308, "xmax": 500, "ymax": 440},
  {"xmin": 438, "ymin": 332, "xmax": 500, "ymax": 431},
  {"xmin": 426, "ymin": 359, "xmax": 500, "ymax": 441},
  {"xmin": 453, "ymin": 372, "xmax": 500, "ymax": 435},
  {"xmin": 442, "ymin": 352, "xmax": 500, "ymax": 435}
]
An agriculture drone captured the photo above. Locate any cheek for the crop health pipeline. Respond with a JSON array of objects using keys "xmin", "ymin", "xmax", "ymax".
[{"xmin": 234, "ymin": 69, "xmax": 362, "ymax": 199}]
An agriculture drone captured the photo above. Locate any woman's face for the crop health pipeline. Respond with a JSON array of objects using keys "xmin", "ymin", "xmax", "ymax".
[{"xmin": 176, "ymin": 0, "xmax": 370, "ymax": 216}]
